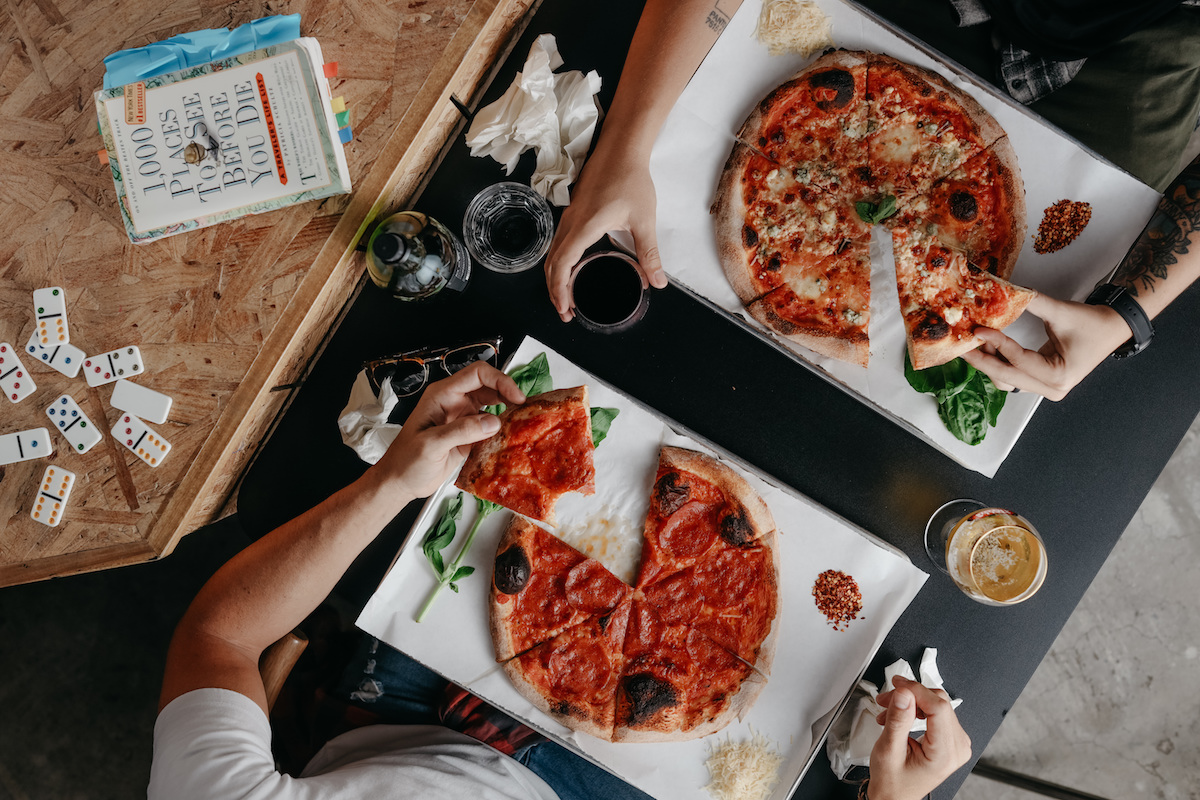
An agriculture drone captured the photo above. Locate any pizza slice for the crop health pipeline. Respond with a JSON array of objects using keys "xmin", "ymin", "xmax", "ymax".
[
  {"xmin": 895, "ymin": 136, "xmax": 1026, "ymax": 280},
  {"xmin": 456, "ymin": 385, "xmax": 595, "ymax": 524},
  {"xmin": 744, "ymin": 238, "xmax": 871, "ymax": 366},
  {"xmin": 892, "ymin": 226, "xmax": 1036, "ymax": 369},
  {"xmin": 866, "ymin": 54, "xmax": 1005, "ymax": 199},
  {"xmin": 613, "ymin": 599, "xmax": 765, "ymax": 743},
  {"xmin": 491, "ymin": 517, "xmax": 632, "ymax": 662},
  {"xmin": 740, "ymin": 50, "xmax": 871, "ymax": 196},
  {"xmin": 634, "ymin": 446, "xmax": 776, "ymax": 587},
  {"xmin": 503, "ymin": 599, "xmax": 631, "ymax": 741}
]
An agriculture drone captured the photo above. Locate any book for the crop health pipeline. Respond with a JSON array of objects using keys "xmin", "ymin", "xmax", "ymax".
[{"xmin": 95, "ymin": 38, "xmax": 351, "ymax": 243}]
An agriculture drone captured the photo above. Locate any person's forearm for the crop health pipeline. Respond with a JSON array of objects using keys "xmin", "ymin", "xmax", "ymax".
[
  {"xmin": 1112, "ymin": 154, "xmax": 1200, "ymax": 317},
  {"xmin": 176, "ymin": 467, "xmax": 413, "ymax": 658},
  {"xmin": 599, "ymin": 0, "xmax": 742, "ymax": 160}
]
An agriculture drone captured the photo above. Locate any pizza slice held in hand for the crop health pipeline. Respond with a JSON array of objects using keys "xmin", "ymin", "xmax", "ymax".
[
  {"xmin": 456, "ymin": 385, "xmax": 595, "ymax": 524},
  {"xmin": 892, "ymin": 226, "xmax": 1036, "ymax": 369}
]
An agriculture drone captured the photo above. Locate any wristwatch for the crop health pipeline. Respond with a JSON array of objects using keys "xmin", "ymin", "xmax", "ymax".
[{"xmin": 1085, "ymin": 283, "xmax": 1154, "ymax": 358}]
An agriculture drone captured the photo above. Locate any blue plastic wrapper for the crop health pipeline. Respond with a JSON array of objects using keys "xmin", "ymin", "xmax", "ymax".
[{"xmin": 102, "ymin": 14, "xmax": 302, "ymax": 89}]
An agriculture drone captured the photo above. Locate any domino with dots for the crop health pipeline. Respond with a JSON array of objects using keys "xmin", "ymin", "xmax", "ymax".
[
  {"xmin": 111, "ymin": 413, "xmax": 170, "ymax": 467},
  {"xmin": 33, "ymin": 287, "xmax": 70, "ymax": 346},
  {"xmin": 111, "ymin": 379, "xmax": 172, "ymax": 424},
  {"xmin": 84, "ymin": 346, "xmax": 144, "ymax": 387},
  {"xmin": 26, "ymin": 334, "xmax": 85, "ymax": 379},
  {"xmin": 0, "ymin": 342, "xmax": 37, "ymax": 403},
  {"xmin": 30, "ymin": 465, "xmax": 76, "ymax": 527},
  {"xmin": 0, "ymin": 427, "xmax": 52, "ymax": 466},
  {"xmin": 45, "ymin": 394, "xmax": 103, "ymax": 454}
]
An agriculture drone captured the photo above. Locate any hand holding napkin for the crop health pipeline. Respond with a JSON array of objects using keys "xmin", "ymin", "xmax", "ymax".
[
  {"xmin": 826, "ymin": 647, "xmax": 963, "ymax": 780},
  {"xmin": 465, "ymin": 34, "xmax": 601, "ymax": 206}
]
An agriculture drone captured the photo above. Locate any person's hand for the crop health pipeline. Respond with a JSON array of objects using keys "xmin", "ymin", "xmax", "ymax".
[
  {"xmin": 544, "ymin": 145, "xmax": 670, "ymax": 321},
  {"xmin": 867, "ymin": 675, "xmax": 972, "ymax": 800},
  {"xmin": 962, "ymin": 293, "xmax": 1135, "ymax": 401},
  {"xmin": 370, "ymin": 362, "xmax": 525, "ymax": 499}
]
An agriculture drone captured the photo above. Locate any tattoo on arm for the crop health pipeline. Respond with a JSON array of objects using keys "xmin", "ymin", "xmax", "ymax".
[
  {"xmin": 705, "ymin": 0, "xmax": 731, "ymax": 33},
  {"xmin": 1113, "ymin": 156, "xmax": 1200, "ymax": 296}
]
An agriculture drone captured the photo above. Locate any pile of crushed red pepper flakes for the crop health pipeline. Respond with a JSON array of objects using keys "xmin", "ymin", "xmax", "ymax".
[
  {"xmin": 812, "ymin": 569, "xmax": 863, "ymax": 631},
  {"xmin": 1033, "ymin": 199, "xmax": 1092, "ymax": 254}
]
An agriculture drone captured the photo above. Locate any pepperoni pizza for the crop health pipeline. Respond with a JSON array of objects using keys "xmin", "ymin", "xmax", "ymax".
[{"xmin": 490, "ymin": 446, "xmax": 778, "ymax": 742}]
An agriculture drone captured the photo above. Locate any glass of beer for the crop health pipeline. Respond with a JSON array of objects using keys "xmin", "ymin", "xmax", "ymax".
[{"xmin": 924, "ymin": 499, "xmax": 1048, "ymax": 606}]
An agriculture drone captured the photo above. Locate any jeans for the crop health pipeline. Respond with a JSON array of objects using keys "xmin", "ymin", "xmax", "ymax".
[{"xmin": 336, "ymin": 635, "xmax": 653, "ymax": 800}]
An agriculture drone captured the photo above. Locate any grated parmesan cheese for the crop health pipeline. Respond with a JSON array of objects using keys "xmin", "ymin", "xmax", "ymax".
[
  {"xmin": 755, "ymin": 0, "xmax": 834, "ymax": 58},
  {"xmin": 703, "ymin": 729, "xmax": 784, "ymax": 800}
]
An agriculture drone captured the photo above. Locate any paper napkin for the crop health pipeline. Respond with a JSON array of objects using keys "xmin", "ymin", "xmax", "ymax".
[
  {"xmin": 465, "ymin": 34, "xmax": 601, "ymax": 206},
  {"xmin": 337, "ymin": 370, "xmax": 402, "ymax": 464},
  {"xmin": 825, "ymin": 647, "xmax": 964, "ymax": 779}
]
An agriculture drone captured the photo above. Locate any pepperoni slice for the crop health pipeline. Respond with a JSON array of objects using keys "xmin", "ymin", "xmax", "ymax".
[
  {"xmin": 530, "ymin": 420, "xmax": 593, "ymax": 493},
  {"xmin": 565, "ymin": 560, "xmax": 627, "ymax": 615},
  {"xmin": 547, "ymin": 638, "xmax": 613, "ymax": 701},
  {"xmin": 693, "ymin": 549, "xmax": 764, "ymax": 607},
  {"xmin": 641, "ymin": 570, "xmax": 702, "ymax": 623},
  {"xmin": 657, "ymin": 500, "xmax": 719, "ymax": 560},
  {"xmin": 623, "ymin": 601, "xmax": 664, "ymax": 659}
]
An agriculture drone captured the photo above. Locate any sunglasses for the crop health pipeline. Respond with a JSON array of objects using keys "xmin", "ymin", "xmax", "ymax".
[{"xmin": 363, "ymin": 337, "xmax": 501, "ymax": 397}]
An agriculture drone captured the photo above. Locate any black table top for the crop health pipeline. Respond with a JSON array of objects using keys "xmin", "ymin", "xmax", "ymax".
[{"xmin": 237, "ymin": 1, "xmax": 1200, "ymax": 796}]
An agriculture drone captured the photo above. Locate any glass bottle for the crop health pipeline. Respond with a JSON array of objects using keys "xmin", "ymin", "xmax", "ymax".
[{"xmin": 365, "ymin": 211, "xmax": 471, "ymax": 300}]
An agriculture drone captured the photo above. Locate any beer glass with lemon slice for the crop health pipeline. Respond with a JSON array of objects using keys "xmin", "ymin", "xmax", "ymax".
[{"xmin": 924, "ymin": 500, "xmax": 1047, "ymax": 606}]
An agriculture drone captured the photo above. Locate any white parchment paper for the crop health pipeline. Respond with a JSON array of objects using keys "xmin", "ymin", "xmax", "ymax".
[
  {"xmin": 357, "ymin": 336, "xmax": 927, "ymax": 800},
  {"xmin": 648, "ymin": 0, "xmax": 1162, "ymax": 477}
]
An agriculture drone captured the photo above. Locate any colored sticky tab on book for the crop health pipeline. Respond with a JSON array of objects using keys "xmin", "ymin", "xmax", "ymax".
[
  {"xmin": 331, "ymin": 96, "xmax": 346, "ymax": 114},
  {"xmin": 323, "ymin": 62, "xmax": 338, "ymax": 78},
  {"xmin": 97, "ymin": 149, "xmax": 109, "ymax": 165},
  {"xmin": 102, "ymin": 14, "xmax": 301, "ymax": 89},
  {"xmin": 338, "ymin": 126, "xmax": 353, "ymax": 144},
  {"xmin": 335, "ymin": 109, "xmax": 350, "ymax": 128}
]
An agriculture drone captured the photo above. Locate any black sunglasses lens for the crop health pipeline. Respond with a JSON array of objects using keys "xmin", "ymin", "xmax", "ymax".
[
  {"xmin": 443, "ymin": 343, "xmax": 498, "ymax": 374},
  {"xmin": 390, "ymin": 361, "xmax": 428, "ymax": 396}
]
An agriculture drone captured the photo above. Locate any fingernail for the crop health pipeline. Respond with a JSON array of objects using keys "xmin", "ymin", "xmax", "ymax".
[
  {"xmin": 894, "ymin": 690, "xmax": 912, "ymax": 710},
  {"xmin": 481, "ymin": 415, "xmax": 501, "ymax": 434}
]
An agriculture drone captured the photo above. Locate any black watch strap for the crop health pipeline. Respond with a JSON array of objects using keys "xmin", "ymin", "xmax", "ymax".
[{"xmin": 1085, "ymin": 284, "xmax": 1154, "ymax": 358}]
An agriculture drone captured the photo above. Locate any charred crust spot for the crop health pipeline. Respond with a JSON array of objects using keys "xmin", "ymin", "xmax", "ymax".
[
  {"xmin": 598, "ymin": 611, "xmax": 612, "ymax": 633},
  {"xmin": 949, "ymin": 191, "xmax": 978, "ymax": 222},
  {"xmin": 770, "ymin": 128, "xmax": 785, "ymax": 144},
  {"xmin": 743, "ymin": 225, "xmax": 758, "ymax": 248},
  {"xmin": 758, "ymin": 136, "xmax": 768, "ymax": 147},
  {"xmin": 623, "ymin": 673, "xmax": 678, "ymax": 724},
  {"xmin": 766, "ymin": 255, "xmax": 781, "ymax": 272},
  {"xmin": 930, "ymin": 254, "xmax": 947, "ymax": 269},
  {"xmin": 494, "ymin": 545, "xmax": 531, "ymax": 594},
  {"xmin": 719, "ymin": 508, "xmax": 756, "ymax": 548},
  {"xmin": 551, "ymin": 700, "xmax": 573, "ymax": 717},
  {"xmin": 914, "ymin": 312, "xmax": 951, "ymax": 341},
  {"xmin": 653, "ymin": 472, "xmax": 690, "ymax": 517},
  {"xmin": 808, "ymin": 68, "xmax": 854, "ymax": 110}
]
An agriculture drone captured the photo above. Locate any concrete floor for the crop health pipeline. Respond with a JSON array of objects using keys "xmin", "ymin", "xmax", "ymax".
[{"xmin": 0, "ymin": 411, "xmax": 1196, "ymax": 799}]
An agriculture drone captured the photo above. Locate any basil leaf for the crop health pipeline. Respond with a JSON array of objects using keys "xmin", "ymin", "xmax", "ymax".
[
  {"xmin": 510, "ymin": 353, "xmax": 553, "ymax": 398},
  {"xmin": 904, "ymin": 354, "xmax": 1007, "ymax": 446},
  {"xmin": 874, "ymin": 194, "xmax": 898, "ymax": 223},
  {"xmin": 451, "ymin": 565, "xmax": 475, "ymax": 583},
  {"xmin": 476, "ymin": 496, "xmax": 503, "ymax": 516},
  {"xmin": 421, "ymin": 492, "xmax": 463, "ymax": 579},
  {"xmin": 589, "ymin": 407, "xmax": 620, "ymax": 448},
  {"xmin": 855, "ymin": 201, "xmax": 877, "ymax": 224}
]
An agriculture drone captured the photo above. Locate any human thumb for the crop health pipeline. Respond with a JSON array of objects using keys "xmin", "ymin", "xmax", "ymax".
[{"xmin": 873, "ymin": 688, "xmax": 917, "ymax": 767}]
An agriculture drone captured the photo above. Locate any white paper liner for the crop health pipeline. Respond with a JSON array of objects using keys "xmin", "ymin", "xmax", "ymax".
[
  {"xmin": 357, "ymin": 335, "xmax": 927, "ymax": 800},
  {"xmin": 647, "ymin": 0, "xmax": 1162, "ymax": 477}
]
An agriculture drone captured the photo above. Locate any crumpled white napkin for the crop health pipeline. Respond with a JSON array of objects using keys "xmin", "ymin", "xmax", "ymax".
[
  {"xmin": 826, "ymin": 648, "xmax": 964, "ymax": 780},
  {"xmin": 465, "ymin": 34, "xmax": 601, "ymax": 206},
  {"xmin": 337, "ymin": 369, "xmax": 402, "ymax": 465}
]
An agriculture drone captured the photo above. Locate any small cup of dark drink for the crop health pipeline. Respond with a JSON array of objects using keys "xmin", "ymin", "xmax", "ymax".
[
  {"xmin": 462, "ymin": 182, "xmax": 554, "ymax": 273},
  {"xmin": 568, "ymin": 250, "xmax": 650, "ymax": 334}
]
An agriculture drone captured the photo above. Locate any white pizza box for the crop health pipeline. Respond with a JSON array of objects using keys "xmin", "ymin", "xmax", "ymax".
[
  {"xmin": 358, "ymin": 335, "xmax": 928, "ymax": 800},
  {"xmin": 645, "ymin": 0, "xmax": 1162, "ymax": 477}
]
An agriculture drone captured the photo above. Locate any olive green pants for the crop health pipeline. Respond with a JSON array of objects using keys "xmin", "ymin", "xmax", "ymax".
[{"xmin": 856, "ymin": 0, "xmax": 1200, "ymax": 190}]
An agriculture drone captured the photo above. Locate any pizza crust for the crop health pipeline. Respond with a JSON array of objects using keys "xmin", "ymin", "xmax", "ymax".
[{"xmin": 984, "ymin": 135, "xmax": 1026, "ymax": 281}]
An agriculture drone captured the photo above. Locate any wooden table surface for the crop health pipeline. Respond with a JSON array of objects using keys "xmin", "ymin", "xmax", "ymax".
[{"xmin": 0, "ymin": 0, "xmax": 534, "ymax": 585}]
